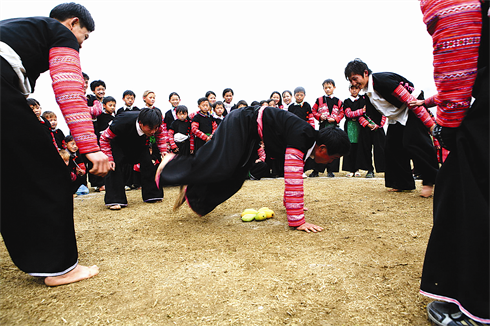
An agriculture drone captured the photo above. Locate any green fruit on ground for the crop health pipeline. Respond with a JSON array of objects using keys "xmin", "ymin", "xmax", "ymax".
[
  {"xmin": 241, "ymin": 213, "xmax": 256, "ymax": 222},
  {"xmin": 241, "ymin": 209, "xmax": 257, "ymax": 217},
  {"xmin": 255, "ymin": 211, "xmax": 267, "ymax": 221}
]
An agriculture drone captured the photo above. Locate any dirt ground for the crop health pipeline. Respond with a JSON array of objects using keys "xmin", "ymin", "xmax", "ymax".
[{"xmin": 0, "ymin": 171, "xmax": 436, "ymax": 326}]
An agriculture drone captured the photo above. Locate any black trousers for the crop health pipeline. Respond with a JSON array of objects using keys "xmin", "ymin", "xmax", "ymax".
[
  {"xmin": 1, "ymin": 58, "xmax": 78, "ymax": 276},
  {"xmin": 356, "ymin": 126, "xmax": 386, "ymax": 173},
  {"xmin": 384, "ymin": 110, "xmax": 438, "ymax": 190},
  {"xmin": 104, "ymin": 148, "xmax": 163, "ymax": 206},
  {"xmin": 420, "ymin": 71, "xmax": 489, "ymax": 320}
]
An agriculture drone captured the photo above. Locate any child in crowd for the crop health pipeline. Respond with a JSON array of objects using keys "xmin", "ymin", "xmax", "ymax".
[
  {"xmin": 82, "ymin": 72, "xmax": 89, "ymax": 95},
  {"xmin": 59, "ymin": 149, "xmax": 85, "ymax": 194},
  {"xmin": 282, "ymin": 90, "xmax": 293, "ymax": 110},
  {"xmin": 164, "ymin": 92, "xmax": 180, "ymax": 131},
  {"xmin": 168, "ymin": 105, "xmax": 194, "ymax": 156},
  {"xmin": 64, "ymin": 135, "xmax": 87, "ymax": 194},
  {"xmin": 236, "ymin": 100, "xmax": 248, "ymax": 109},
  {"xmin": 342, "ymin": 85, "xmax": 365, "ymax": 177},
  {"xmin": 356, "ymin": 95, "xmax": 386, "ymax": 178},
  {"xmin": 311, "ymin": 79, "xmax": 344, "ymax": 177},
  {"xmin": 212, "ymin": 101, "xmax": 225, "ymax": 126},
  {"xmin": 222, "ymin": 88, "xmax": 237, "ymax": 116},
  {"xmin": 192, "ymin": 97, "xmax": 217, "ymax": 153},
  {"xmin": 42, "ymin": 110, "xmax": 65, "ymax": 150},
  {"xmin": 90, "ymin": 96, "xmax": 116, "ymax": 192},
  {"xmin": 270, "ymin": 91, "xmax": 283, "ymax": 109},
  {"xmin": 87, "ymin": 80, "xmax": 105, "ymax": 106},
  {"xmin": 116, "ymin": 90, "xmax": 140, "ymax": 115},
  {"xmin": 27, "ymin": 98, "xmax": 57, "ymax": 148},
  {"xmin": 143, "ymin": 90, "xmax": 157, "ymax": 109},
  {"xmin": 267, "ymin": 99, "xmax": 276, "ymax": 107},
  {"xmin": 287, "ymin": 86, "xmax": 315, "ymax": 127},
  {"xmin": 206, "ymin": 91, "xmax": 217, "ymax": 107}
]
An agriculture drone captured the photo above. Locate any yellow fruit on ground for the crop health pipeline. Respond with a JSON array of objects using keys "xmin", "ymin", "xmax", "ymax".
[
  {"xmin": 258, "ymin": 207, "xmax": 270, "ymax": 212},
  {"xmin": 264, "ymin": 209, "xmax": 275, "ymax": 218},
  {"xmin": 241, "ymin": 209, "xmax": 257, "ymax": 217},
  {"xmin": 241, "ymin": 213, "xmax": 256, "ymax": 222},
  {"xmin": 255, "ymin": 211, "xmax": 267, "ymax": 221}
]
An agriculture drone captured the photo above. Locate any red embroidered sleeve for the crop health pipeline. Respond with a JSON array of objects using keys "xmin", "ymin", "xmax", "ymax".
[
  {"xmin": 421, "ymin": 0, "xmax": 481, "ymax": 127},
  {"xmin": 258, "ymin": 146, "xmax": 266, "ymax": 162},
  {"xmin": 191, "ymin": 121, "xmax": 208, "ymax": 141},
  {"xmin": 380, "ymin": 115, "xmax": 387, "ymax": 128},
  {"xmin": 155, "ymin": 124, "xmax": 168, "ymax": 154},
  {"xmin": 49, "ymin": 47, "xmax": 99, "ymax": 154},
  {"xmin": 311, "ymin": 98, "xmax": 322, "ymax": 121},
  {"xmin": 334, "ymin": 100, "xmax": 344, "ymax": 123},
  {"xmin": 307, "ymin": 112, "xmax": 315, "ymax": 128},
  {"xmin": 344, "ymin": 106, "xmax": 364, "ymax": 118},
  {"xmin": 190, "ymin": 134, "xmax": 195, "ymax": 151},
  {"xmin": 358, "ymin": 116, "xmax": 369, "ymax": 128},
  {"xmin": 392, "ymin": 85, "xmax": 435, "ymax": 129},
  {"xmin": 424, "ymin": 95, "xmax": 437, "ymax": 108},
  {"xmin": 283, "ymin": 147, "xmax": 305, "ymax": 227},
  {"xmin": 89, "ymin": 100, "xmax": 103, "ymax": 119},
  {"xmin": 168, "ymin": 129, "xmax": 177, "ymax": 150},
  {"xmin": 99, "ymin": 127, "xmax": 116, "ymax": 162},
  {"xmin": 212, "ymin": 121, "xmax": 218, "ymax": 134}
]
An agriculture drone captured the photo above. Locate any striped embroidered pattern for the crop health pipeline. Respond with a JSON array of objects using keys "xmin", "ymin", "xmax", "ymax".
[
  {"xmin": 283, "ymin": 147, "xmax": 305, "ymax": 227},
  {"xmin": 49, "ymin": 47, "xmax": 99, "ymax": 154},
  {"xmin": 392, "ymin": 85, "xmax": 435, "ymax": 129},
  {"xmin": 421, "ymin": 0, "xmax": 481, "ymax": 127}
]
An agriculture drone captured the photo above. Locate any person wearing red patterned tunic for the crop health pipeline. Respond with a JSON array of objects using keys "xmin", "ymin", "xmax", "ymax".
[
  {"xmin": 0, "ymin": 3, "xmax": 110, "ymax": 286},
  {"xmin": 156, "ymin": 106, "xmax": 350, "ymax": 233},
  {"xmin": 416, "ymin": 1, "xmax": 489, "ymax": 325}
]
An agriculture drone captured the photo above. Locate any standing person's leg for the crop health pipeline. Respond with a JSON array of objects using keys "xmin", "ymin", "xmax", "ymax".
[
  {"xmin": 384, "ymin": 123, "xmax": 415, "ymax": 190},
  {"xmin": 139, "ymin": 149, "xmax": 163, "ymax": 203},
  {"xmin": 372, "ymin": 129, "xmax": 386, "ymax": 173},
  {"xmin": 1, "ymin": 59, "xmax": 98, "ymax": 285},
  {"xmin": 104, "ymin": 164, "xmax": 128, "ymax": 208},
  {"xmin": 421, "ymin": 78, "xmax": 489, "ymax": 323},
  {"xmin": 403, "ymin": 111, "xmax": 439, "ymax": 196}
]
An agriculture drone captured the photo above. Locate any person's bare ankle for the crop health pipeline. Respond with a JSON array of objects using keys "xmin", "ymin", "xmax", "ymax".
[
  {"xmin": 44, "ymin": 264, "xmax": 99, "ymax": 287},
  {"xmin": 420, "ymin": 185, "xmax": 434, "ymax": 198}
]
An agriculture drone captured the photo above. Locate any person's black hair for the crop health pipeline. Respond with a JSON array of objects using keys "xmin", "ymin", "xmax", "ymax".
[
  {"xmin": 259, "ymin": 100, "xmax": 268, "ymax": 106},
  {"xmin": 344, "ymin": 58, "xmax": 372, "ymax": 80},
  {"xmin": 282, "ymin": 90, "xmax": 292, "ymax": 97},
  {"xmin": 122, "ymin": 90, "xmax": 135, "ymax": 98},
  {"xmin": 269, "ymin": 91, "xmax": 283, "ymax": 107},
  {"xmin": 90, "ymin": 80, "xmax": 106, "ymax": 91},
  {"xmin": 213, "ymin": 101, "xmax": 224, "ymax": 109},
  {"xmin": 26, "ymin": 98, "xmax": 40, "ymax": 106},
  {"xmin": 205, "ymin": 90, "xmax": 216, "ymax": 98},
  {"xmin": 82, "ymin": 72, "xmax": 89, "ymax": 80},
  {"xmin": 322, "ymin": 79, "xmax": 336, "ymax": 87},
  {"xmin": 198, "ymin": 97, "xmax": 209, "ymax": 105},
  {"xmin": 237, "ymin": 100, "xmax": 248, "ymax": 107},
  {"xmin": 175, "ymin": 105, "xmax": 188, "ymax": 114},
  {"xmin": 103, "ymin": 96, "xmax": 116, "ymax": 105},
  {"xmin": 250, "ymin": 101, "xmax": 259, "ymax": 106},
  {"xmin": 268, "ymin": 98, "xmax": 276, "ymax": 105},
  {"xmin": 222, "ymin": 88, "xmax": 234, "ymax": 97},
  {"xmin": 169, "ymin": 92, "xmax": 180, "ymax": 100},
  {"xmin": 138, "ymin": 108, "xmax": 162, "ymax": 129},
  {"xmin": 49, "ymin": 2, "xmax": 95, "ymax": 32},
  {"xmin": 64, "ymin": 134, "xmax": 74, "ymax": 144},
  {"xmin": 317, "ymin": 127, "xmax": 351, "ymax": 157}
]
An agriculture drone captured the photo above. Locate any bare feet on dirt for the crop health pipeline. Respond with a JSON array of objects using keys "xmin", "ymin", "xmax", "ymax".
[{"xmin": 44, "ymin": 264, "xmax": 99, "ymax": 287}]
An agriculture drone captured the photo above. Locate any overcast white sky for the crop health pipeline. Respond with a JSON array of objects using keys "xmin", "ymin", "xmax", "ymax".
[{"xmin": 1, "ymin": 0, "xmax": 436, "ymax": 134}]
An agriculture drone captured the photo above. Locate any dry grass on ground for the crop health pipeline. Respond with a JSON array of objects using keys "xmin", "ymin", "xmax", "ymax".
[{"xmin": 0, "ymin": 173, "xmax": 435, "ymax": 325}]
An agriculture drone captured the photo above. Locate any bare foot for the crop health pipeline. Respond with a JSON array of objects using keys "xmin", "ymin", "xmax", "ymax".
[
  {"xmin": 155, "ymin": 153, "xmax": 176, "ymax": 187},
  {"xmin": 44, "ymin": 264, "xmax": 99, "ymax": 287},
  {"xmin": 304, "ymin": 207, "xmax": 308, "ymax": 212},
  {"xmin": 420, "ymin": 185, "xmax": 434, "ymax": 198},
  {"xmin": 173, "ymin": 185, "xmax": 187, "ymax": 211},
  {"xmin": 388, "ymin": 188, "xmax": 401, "ymax": 192}
]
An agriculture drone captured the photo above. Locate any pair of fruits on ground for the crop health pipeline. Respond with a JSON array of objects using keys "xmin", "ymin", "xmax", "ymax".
[{"xmin": 241, "ymin": 207, "xmax": 275, "ymax": 222}]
